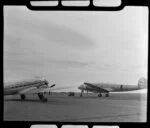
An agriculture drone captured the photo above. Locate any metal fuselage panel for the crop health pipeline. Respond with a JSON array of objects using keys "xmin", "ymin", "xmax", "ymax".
[
  {"xmin": 81, "ymin": 83, "xmax": 140, "ymax": 93},
  {"xmin": 4, "ymin": 80, "xmax": 47, "ymax": 95}
]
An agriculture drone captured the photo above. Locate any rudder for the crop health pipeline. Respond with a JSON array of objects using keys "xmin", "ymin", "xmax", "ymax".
[{"xmin": 138, "ymin": 77, "xmax": 147, "ymax": 89}]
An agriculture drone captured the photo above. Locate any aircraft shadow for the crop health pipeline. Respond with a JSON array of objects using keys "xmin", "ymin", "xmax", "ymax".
[
  {"xmin": 60, "ymin": 112, "xmax": 141, "ymax": 122},
  {"xmin": 4, "ymin": 99, "xmax": 42, "ymax": 102},
  {"xmin": 4, "ymin": 98, "xmax": 70, "ymax": 105},
  {"xmin": 4, "ymin": 98, "xmax": 83, "ymax": 106},
  {"xmin": 4, "ymin": 98, "xmax": 58, "ymax": 103}
]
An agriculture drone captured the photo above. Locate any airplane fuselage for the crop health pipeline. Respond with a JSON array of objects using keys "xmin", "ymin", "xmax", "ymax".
[
  {"xmin": 84, "ymin": 83, "xmax": 140, "ymax": 93},
  {"xmin": 4, "ymin": 80, "xmax": 48, "ymax": 95},
  {"xmin": 78, "ymin": 81, "xmax": 146, "ymax": 94}
]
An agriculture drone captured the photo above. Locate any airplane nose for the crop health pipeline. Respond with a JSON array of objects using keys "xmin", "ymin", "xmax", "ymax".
[
  {"xmin": 45, "ymin": 80, "xmax": 49, "ymax": 85},
  {"xmin": 78, "ymin": 84, "xmax": 85, "ymax": 89},
  {"xmin": 78, "ymin": 85, "xmax": 81, "ymax": 89}
]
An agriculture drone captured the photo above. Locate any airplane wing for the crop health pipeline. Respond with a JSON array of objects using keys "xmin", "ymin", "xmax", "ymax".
[
  {"xmin": 18, "ymin": 84, "xmax": 56, "ymax": 94},
  {"xmin": 84, "ymin": 82, "xmax": 110, "ymax": 93}
]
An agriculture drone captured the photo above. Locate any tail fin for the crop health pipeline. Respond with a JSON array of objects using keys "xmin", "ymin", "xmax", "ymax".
[{"xmin": 138, "ymin": 77, "xmax": 147, "ymax": 89}]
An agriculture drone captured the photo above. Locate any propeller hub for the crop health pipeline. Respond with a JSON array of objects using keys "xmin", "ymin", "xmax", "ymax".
[
  {"xmin": 45, "ymin": 80, "xmax": 49, "ymax": 85},
  {"xmin": 78, "ymin": 84, "xmax": 86, "ymax": 90}
]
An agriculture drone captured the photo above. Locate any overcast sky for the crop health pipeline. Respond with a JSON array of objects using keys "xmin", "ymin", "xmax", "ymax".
[{"xmin": 4, "ymin": 6, "xmax": 148, "ymax": 91}]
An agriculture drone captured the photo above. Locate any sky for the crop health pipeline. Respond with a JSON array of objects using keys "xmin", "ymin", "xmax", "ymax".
[{"xmin": 4, "ymin": 6, "xmax": 148, "ymax": 92}]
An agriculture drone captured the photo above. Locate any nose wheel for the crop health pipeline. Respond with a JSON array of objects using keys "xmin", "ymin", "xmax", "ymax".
[
  {"xmin": 80, "ymin": 92, "xmax": 83, "ymax": 97},
  {"xmin": 105, "ymin": 93, "xmax": 109, "ymax": 97},
  {"xmin": 98, "ymin": 93, "xmax": 102, "ymax": 97}
]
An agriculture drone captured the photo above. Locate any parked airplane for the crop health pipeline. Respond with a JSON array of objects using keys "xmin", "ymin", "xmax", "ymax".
[
  {"xmin": 78, "ymin": 77, "xmax": 147, "ymax": 97},
  {"xmin": 4, "ymin": 78, "xmax": 55, "ymax": 102}
]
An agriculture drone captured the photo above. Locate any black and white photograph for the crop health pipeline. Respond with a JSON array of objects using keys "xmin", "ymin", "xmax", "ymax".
[{"xmin": 3, "ymin": 3, "xmax": 148, "ymax": 122}]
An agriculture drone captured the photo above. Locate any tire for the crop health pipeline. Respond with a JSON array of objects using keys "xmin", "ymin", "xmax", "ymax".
[
  {"xmin": 106, "ymin": 93, "xmax": 109, "ymax": 97},
  {"xmin": 98, "ymin": 93, "xmax": 102, "ymax": 97},
  {"xmin": 38, "ymin": 93, "xmax": 44, "ymax": 100},
  {"xmin": 21, "ymin": 94, "xmax": 26, "ymax": 100}
]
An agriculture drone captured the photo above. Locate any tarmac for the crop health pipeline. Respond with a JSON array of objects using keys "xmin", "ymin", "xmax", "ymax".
[{"xmin": 4, "ymin": 92, "xmax": 147, "ymax": 122}]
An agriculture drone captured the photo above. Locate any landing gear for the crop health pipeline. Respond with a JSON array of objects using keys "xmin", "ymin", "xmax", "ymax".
[
  {"xmin": 98, "ymin": 93, "xmax": 102, "ymax": 97},
  {"xmin": 98, "ymin": 93, "xmax": 109, "ymax": 97},
  {"xmin": 80, "ymin": 90, "xmax": 84, "ymax": 97},
  {"xmin": 38, "ymin": 93, "xmax": 47, "ymax": 102},
  {"xmin": 105, "ymin": 93, "xmax": 109, "ymax": 97},
  {"xmin": 20, "ymin": 94, "xmax": 26, "ymax": 100}
]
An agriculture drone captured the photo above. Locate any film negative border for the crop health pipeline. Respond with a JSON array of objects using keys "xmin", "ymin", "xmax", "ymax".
[
  {"xmin": 0, "ymin": 0, "xmax": 149, "ymax": 128},
  {"xmin": 0, "ymin": 0, "xmax": 149, "ymax": 11}
]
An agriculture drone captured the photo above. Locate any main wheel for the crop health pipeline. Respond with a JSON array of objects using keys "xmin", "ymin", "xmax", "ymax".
[
  {"xmin": 80, "ymin": 94, "xmax": 83, "ymax": 97},
  {"xmin": 98, "ymin": 93, "xmax": 102, "ymax": 97},
  {"xmin": 38, "ymin": 93, "xmax": 43, "ymax": 100},
  {"xmin": 38, "ymin": 93, "xmax": 47, "ymax": 102},
  {"xmin": 105, "ymin": 93, "xmax": 109, "ymax": 97},
  {"xmin": 20, "ymin": 94, "xmax": 26, "ymax": 100}
]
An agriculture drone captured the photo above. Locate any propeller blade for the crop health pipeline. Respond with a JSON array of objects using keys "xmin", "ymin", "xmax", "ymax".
[
  {"xmin": 50, "ymin": 84, "xmax": 55, "ymax": 88},
  {"xmin": 51, "ymin": 86, "xmax": 74, "ymax": 91}
]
